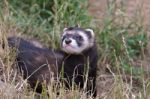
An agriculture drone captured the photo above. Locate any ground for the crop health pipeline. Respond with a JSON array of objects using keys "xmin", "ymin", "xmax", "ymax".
[{"xmin": 88, "ymin": 0, "xmax": 150, "ymax": 28}]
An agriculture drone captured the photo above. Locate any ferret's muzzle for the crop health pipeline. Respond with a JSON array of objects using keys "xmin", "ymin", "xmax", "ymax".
[{"xmin": 65, "ymin": 38, "xmax": 72, "ymax": 45}]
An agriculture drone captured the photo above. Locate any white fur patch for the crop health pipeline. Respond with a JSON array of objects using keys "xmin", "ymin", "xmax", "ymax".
[
  {"xmin": 62, "ymin": 31, "xmax": 74, "ymax": 39},
  {"xmin": 79, "ymin": 31, "xmax": 94, "ymax": 48}
]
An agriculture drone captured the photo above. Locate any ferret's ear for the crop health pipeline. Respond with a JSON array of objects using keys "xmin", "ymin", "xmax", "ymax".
[
  {"xmin": 63, "ymin": 28, "xmax": 68, "ymax": 32},
  {"xmin": 85, "ymin": 28, "xmax": 95, "ymax": 38}
]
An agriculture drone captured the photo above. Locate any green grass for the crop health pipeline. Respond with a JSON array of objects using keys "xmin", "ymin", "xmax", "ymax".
[
  {"xmin": 0, "ymin": 0, "xmax": 150, "ymax": 99},
  {"xmin": 0, "ymin": 0, "xmax": 91, "ymax": 48}
]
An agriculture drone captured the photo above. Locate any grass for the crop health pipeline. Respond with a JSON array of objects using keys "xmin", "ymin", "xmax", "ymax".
[
  {"xmin": 0, "ymin": 0, "xmax": 150, "ymax": 99},
  {"xmin": 96, "ymin": 0, "xmax": 150, "ymax": 98}
]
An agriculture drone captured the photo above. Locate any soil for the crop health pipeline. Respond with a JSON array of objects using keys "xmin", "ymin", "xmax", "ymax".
[{"xmin": 88, "ymin": 0, "xmax": 150, "ymax": 28}]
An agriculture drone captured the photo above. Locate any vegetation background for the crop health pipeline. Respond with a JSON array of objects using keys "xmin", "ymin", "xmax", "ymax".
[{"xmin": 0, "ymin": 0, "xmax": 150, "ymax": 99}]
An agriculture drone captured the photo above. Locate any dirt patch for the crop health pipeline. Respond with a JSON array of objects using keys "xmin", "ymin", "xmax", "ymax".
[{"xmin": 88, "ymin": 0, "xmax": 150, "ymax": 28}]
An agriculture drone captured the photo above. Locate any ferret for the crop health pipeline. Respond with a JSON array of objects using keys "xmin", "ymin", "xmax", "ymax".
[
  {"xmin": 8, "ymin": 37, "xmax": 64, "ymax": 93},
  {"xmin": 60, "ymin": 27, "xmax": 98, "ymax": 96},
  {"xmin": 7, "ymin": 26, "xmax": 98, "ymax": 97}
]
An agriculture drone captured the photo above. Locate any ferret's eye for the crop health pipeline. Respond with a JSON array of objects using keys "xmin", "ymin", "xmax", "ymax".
[{"xmin": 75, "ymin": 35, "xmax": 83, "ymax": 41}]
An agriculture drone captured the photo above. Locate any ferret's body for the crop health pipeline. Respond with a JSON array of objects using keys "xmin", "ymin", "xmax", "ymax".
[
  {"xmin": 62, "ymin": 43, "xmax": 98, "ymax": 95},
  {"xmin": 8, "ymin": 37, "xmax": 64, "ymax": 93},
  {"xmin": 60, "ymin": 27, "xmax": 98, "ymax": 96}
]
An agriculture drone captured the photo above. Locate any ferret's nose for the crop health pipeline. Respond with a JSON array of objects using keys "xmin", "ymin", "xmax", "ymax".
[{"xmin": 65, "ymin": 39, "xmax": 72, "ymax": 44}]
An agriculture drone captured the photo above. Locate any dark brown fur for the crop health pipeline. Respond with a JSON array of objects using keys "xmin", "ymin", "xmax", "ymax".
[
  {"xmin": 8, "ymin": 37, "xmax": 64, "ymax": 93},
  {"xmin": 61, "ymin": 43, "xmax": 98, "ymax": 97}
]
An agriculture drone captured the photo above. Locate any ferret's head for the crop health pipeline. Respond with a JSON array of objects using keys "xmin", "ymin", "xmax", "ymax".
[{"xmin": 61, "ymin": 27, "xmax": 95, "ymax": 54}]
